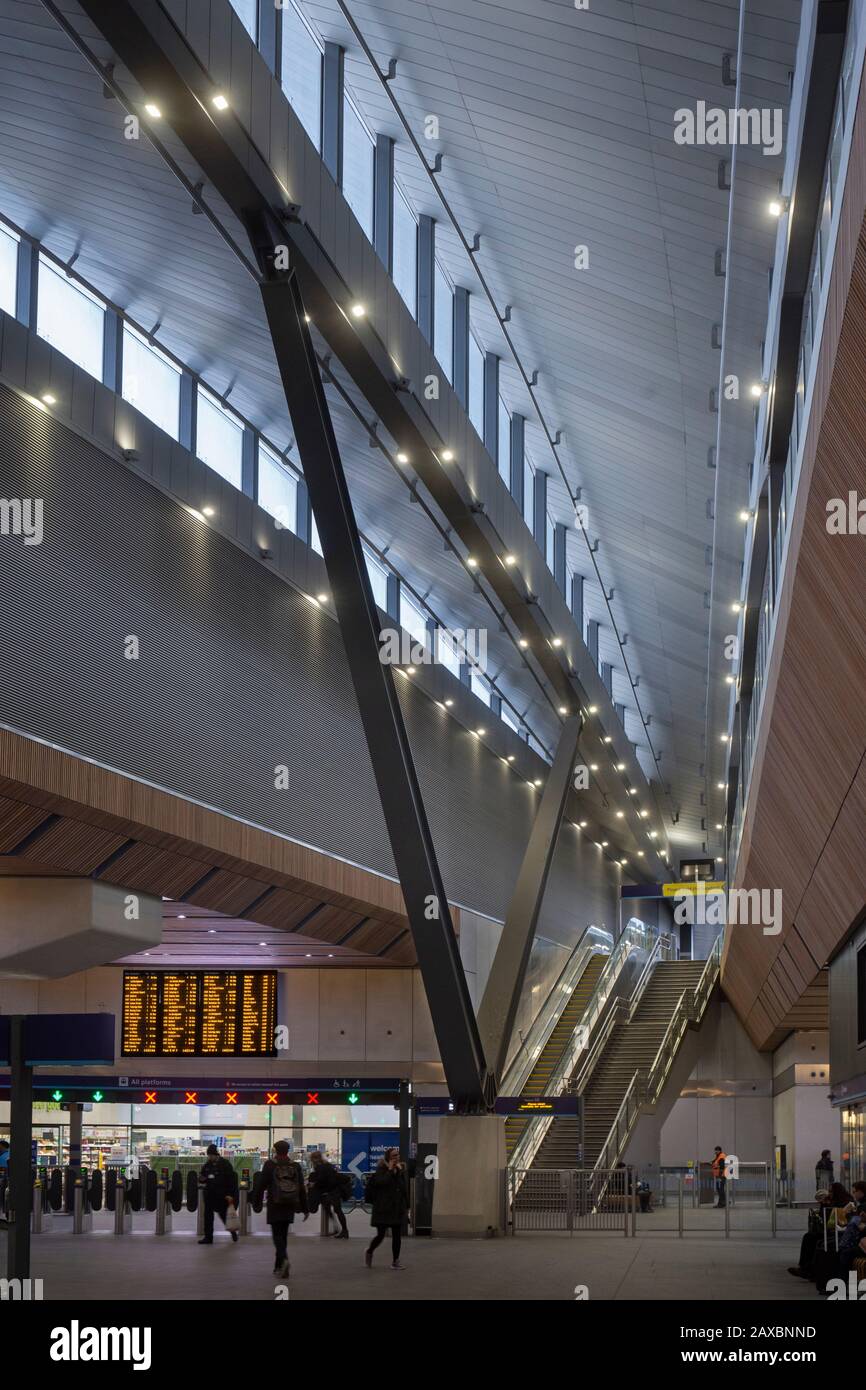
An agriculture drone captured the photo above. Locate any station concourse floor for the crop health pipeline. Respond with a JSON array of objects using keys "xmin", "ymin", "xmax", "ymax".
[{"xmin": 2, "ymin": 1206, "xmax": 824, "ymax": 1301}]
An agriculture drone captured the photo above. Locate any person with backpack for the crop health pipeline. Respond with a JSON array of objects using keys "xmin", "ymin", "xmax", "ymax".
[
  {"xmin": 198, "ymin": 1144, "xmax": 240, "ymax": 1245},
  {"xmin": 364, "ymin": 1147, "xmax": 409, "ymax": 1269},
  {"xmin": 815, "ymin": 1150, "xmax": 834, "ymax": 1189},
  {"xmin": 260, "ymin": 1140, "xmax": 308, "ymax": 1277},
  {"xmin": 308, "ymin": 1150, "xmax": 349, "ymax": 1238}
]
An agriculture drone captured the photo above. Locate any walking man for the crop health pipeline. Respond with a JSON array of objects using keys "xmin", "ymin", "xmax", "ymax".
[{"xmin": 261, "ymin": 1140, "xmax": 309, "ymax": 1278}]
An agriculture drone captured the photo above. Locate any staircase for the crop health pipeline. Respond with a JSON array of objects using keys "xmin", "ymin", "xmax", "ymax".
[
  {"xmin": 505, "ymin": 952, "xmax": 607, "ymax": 1162},
  {"xmin": 580, "ymin": 960, "xmax": 706, "ymax": 1167}
]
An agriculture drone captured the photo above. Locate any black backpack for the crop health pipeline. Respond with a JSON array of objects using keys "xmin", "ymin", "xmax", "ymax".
[
  {"xmin": 270, "ymin": 1161, "xmax": 300, "ymax": 1205},
  {"xmin": 337, "ymin": 1171, "xmax": 353, "ymax": 1200}
]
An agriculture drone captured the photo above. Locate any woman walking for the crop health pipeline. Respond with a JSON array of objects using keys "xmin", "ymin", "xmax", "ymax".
[{"xmin": 364, "ymin": 1147, "xmax": 409, "ymax": 1269}]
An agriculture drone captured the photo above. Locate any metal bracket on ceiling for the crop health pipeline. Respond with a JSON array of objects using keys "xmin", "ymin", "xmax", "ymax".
[
  {"xmin": 714, "ymin": 248, "xmax": 726, "ymax": 277},
  {"xmin": 711, "ymin": 323, "xmax": 723, "ymax": 349},
  {"xmin": 529, "ymin": 370, "xmax": 539, "ymax": 386},
  {"xmin": 501, "ymin": 305, "xmax": 512, "ymax": 323},
  {"xmin": 470, "ymin": 233, "xmax": 481, "ymax": 253},
  {"xmin": 428, "ymin": 153, "xmax": 443, "ymax": 174},
  {"xmin": 718, "ymin": 160, "xmax": 731, "ymax": 191},
  {"xmin": 621, "ymin": 633, "xmax": 629, "ymax": 646},
  {"xmin": 381, "ymin": 58, "xmax": 398, "ymax": 82},
  {"xmin": 101, "ymin": 61, "xmax": 115, "ymax": 98},
  {"xmin": 589, "ymin": 539, "xmax": 599, "ymax": 553},
  {"xmin": 469, "ymin": 501, "xmax": 485, "ymax": 514},
  {"xmin": 707, "ymin": 446, "xmax": 717, "ymax": 469},
  {"xmin": 553, "ymin": 430, "xmax": 563, "ymax": 445},
  {"xmin": 146, "ymin": 318, "xmax": 162, "ymax": 343},
  {"xmin": 191, "ymin": 181, "xmax": 204, "ymax": 214},
  {"xmin": 367, "ymin": 420, "xmax": 380, "ymax": 447},
  {"xmin": 722, "ymin": 52, "xmax": 737, "ymax": 86},
  {"xmin": 605, "ymin": 586, "xmax": 614, "ymax": 601}
]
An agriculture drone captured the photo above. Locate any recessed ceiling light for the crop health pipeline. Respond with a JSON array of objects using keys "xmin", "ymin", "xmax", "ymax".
[
  {"xmin": 396, "ymin": 451, "xmax": 409, "ymax": 464},
  {"xmin": 444, "ymin": 698, "xmax": 454, "ymax": 707},
  {"xmin": 715, "ymin": 822, "xmax": 723, "ymax": 829},
  {"xmin": 750, "ymin": 382, "xmax": 764, "ymax": 398},
  {"xmin": 507, "ymin": 754, "xmax": 515, "ymax": 762},
  {"xmin": 504, "ymin": 554, "xmax": 517, "ymax": 566},
  {"xmin": 350, "ymin": 303, "xmax": 365, "ymax": 318},
  {"xmin": 717, "ymin": 781, "xmax": 726, "ymax": 789},
  {"xmin": 588, "ymin": 705, "xmax": 598, "ymax": 714},
  {"xmin": 144, "ymin": 103, "xmax": 162, "ymax": 119},
  {"xmin": 259, "ymin": 941, "xmax": 267, "ymax": 947},
  {"xmin": 467, "ymin": 557, "xmax": 478, "ymax": 569},
  {"xmin": 720, "ymin": 733, "xmax": 729, "ymax": 742},
  {"xmin": 317, "ymin": 592, "xmax": 328, "ymax": 603},
  {"xmin": 637, "ymin": 850, "xmax": 645, "ymax": 857},
  {"xmin": 407, "ymin": 666, "xmax": 417, "ymax": 675},
  {"xmin": 518, "ymin": 638, "xmax": 528, "ymax": 649},
  {"xmin": 616, "ymin": 762, "xmax": 625, "ymax": 771},
  {"xmin": 441, "ymin": 449, "xmax": 454, "ymax": 461},
  {"xmin": 603, "ymin": 736, "xmax": 612, "ymax": 744},
  {"xmin": 212, "ymin": 93, "xmax": 229, "ymax": 111},
  {"xmin": 558, "ymin": 705, "xmax": 568, "ymax": 715},
  {"xmin": 640, "ymin": 810, "xmax": 649, "ymax": 818},
  {"xmin": 649, "ymin": 831, "xmax": 657, "ymax": 839},
  {"xmin": 579, "ymin": 820, "xmax": 587, "ymax": 828},
  {"xmin": 590, "ymin": 763, "xmax": 598, "ymax": 771},
  {"xmin": 601, "ymin": 840, "xmax": 608, "ymax": 848},
  {"xmin": 41, "ymin": 392, "xmax": 57, "ymax": 405},
  {"xmin": 739, "ymin": 509, "xmax": 752, "ymax": 522},
  {"xmin": 620, "ymin": 858, "xmax": 627, "ymax": 866},
  {"xmin": 731, "ymin": 601, "xmax": 742, "ymax": 612},
  {"xmin": 305, "ymin": 953, "xmax": 312, "ymax": 958},
  {"xmin": 476, "ymin": 727, "xmax": 486, "ymax": 736},
  {"xmin": 533, "ymin": 778, "xmax": 542, "ymax": 787},
  {"xmin": 208, "ymin": 929, "xmax": 217, "ymax": 935},
  {"xmin": 201, "ymin": 505, "xmax": 215, "ymax": 517},
  {"xmin": 616, "ymin": 811, "xmax": 624, "ymax": 818},
  {"xmin": 177, "ymin": 914, "xmax": 186, "ymax": 920},
  {"xmin": 628, "ymin": 787, "xmax": 637, "ymax": 795},
  {"xmin": 725, "ymin": 675, "xmax": 734, "ymax": 685},
  {"xmin": 552, "ymin": 637, "xmax": 563, "ymax": 647}
]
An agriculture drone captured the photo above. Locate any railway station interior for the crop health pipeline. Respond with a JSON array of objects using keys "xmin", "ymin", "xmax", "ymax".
[{"xmin": 0, "ymin": 0, "xmax": 865, "ymax": 1315}]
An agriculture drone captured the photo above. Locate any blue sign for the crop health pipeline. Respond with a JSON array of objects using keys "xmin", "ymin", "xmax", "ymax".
[
  {"xmin": 0, "ymin": 1015, "xmax": 115, "ymax": 1066},
  {"xmin": 340, "ymin": 1129, "xmax": 400, "ymax": 1200}
]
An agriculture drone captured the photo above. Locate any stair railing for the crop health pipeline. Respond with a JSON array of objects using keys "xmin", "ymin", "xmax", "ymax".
[
  {"xmin": 500, "ymin": 925, "xmax": 614, "ymax": 1099},
  {"xmin": 593, "ymin": 935, "xmax": 724, "ymax": 1175},
  {"xmin": 506, "ymin": 922, "xmax": 653, "ymax": 1178}
]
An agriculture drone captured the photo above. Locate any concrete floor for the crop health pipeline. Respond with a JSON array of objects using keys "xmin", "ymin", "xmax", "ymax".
[{"xmin": 2, "ymin": 1205, "xmax": 823, "ymax": 1301}]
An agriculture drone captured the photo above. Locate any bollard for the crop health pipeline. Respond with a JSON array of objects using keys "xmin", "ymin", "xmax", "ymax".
[
  {"xmin": 238, "ymin": 1182, "xmax": 251, "ymax": 1236},
  {"xmin": 72, "ymin": 1178, "xmax": 92, "ymax": 1234},
  {"xmin": 319, "ymin": 1199, "xmax": 333, "ymax": 1236},
  {"xmin": 155, "ymin": 1180, "xmax": 172, "ymax": 1235},
  {"xmin": 114, "ymin": 1177, "xmax": 132, "ymax": 1235},
  {"xmin": 196, "ymin": 1179, "xmax": 207, "ymax": 1240}
]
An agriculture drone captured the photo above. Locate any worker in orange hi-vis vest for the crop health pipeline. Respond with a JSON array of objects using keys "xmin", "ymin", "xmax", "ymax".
[{"xmin": 711, "ymin": 1146, "xmax": 728, "ymax": 1208}]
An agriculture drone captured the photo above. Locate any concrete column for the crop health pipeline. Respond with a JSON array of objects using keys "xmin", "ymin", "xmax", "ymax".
[{"xmin": 433, "ymin": 1115, "xmax": 506, "ymax": 1235}]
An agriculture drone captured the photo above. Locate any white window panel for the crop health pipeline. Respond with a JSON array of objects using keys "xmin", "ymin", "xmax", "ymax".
[
  {"xmin": 468, "ymin": 334, "xmax": 484, "ymax": 438},
  {"xmin": 310, "ymin": 512, "xmax": 323, "ymax": 554},
  {"xmin": 365, "ymin": 549, "xmax": 389, "ymax": 611},
  {"xmin": 400, "ymin": 590, "xmax": 429, "ymax": 649},
  {"xmin": 501, "ymin": 706, "xmax": 519, "ymax": 733},
  {"xmin": 498, "ymin": 396, "xmax": 510, "ymax": 482},
  {"xmin": 0, "ymin": 222, "xmax": 18, "ymax": 317},
  {"xmin": 122, "ymin": 324, "xmax": 181, "ymax": 439},
  {"xmin": 433, "ymin": 261, "xmax": 453, "ymax": 383},
  {"xmin": 393, "ymin": 188, "xmax": 417, "ymax": 315},
  {"xmin": 258, "ymin": 442, "xmax": 298, "ymax": 531},
  {"xmin": 343, "ymin": 95, "xmax": 374, "ymax": 239},
  {"xmin": 523, "ymin": 455, "xmax": 535, "ymax": 533},
  {"xmin": 37, "ymin": 257, "xmax": 104, "ymax": 379},
  {"xmin": 281, "ymin": 1, "xmax": 322, "ymax": 150},
  {"xmin": 229, "ymin": 0, "xmax": 257, "ymax": 41},
  {"xmin": 434, "ymin": 628, "xmax": 462, "ymax": 677},
  {"xmin": 546, "ymin": 512, "xmax": 555, "ymax": 566},
  {"xmin": 470, "ymin": 670, "xmax": 490, "ymax": 706},
  {"xmin": 197, "ymin": 388, "xmax": 243, "ymax": 489}
]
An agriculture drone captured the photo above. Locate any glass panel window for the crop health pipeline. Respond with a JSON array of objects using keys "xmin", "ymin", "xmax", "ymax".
[
  {"xmin": 498, "ymin": 397, "xmax": 510, "ymax": 482},
  {"xmin": 342, "ymin": 96, "xmax": 374, "ymax": 239},
  {"xmin": 37, "ymin": 257, "xmax": 104, "ymax": 379},
  {"xmin": 400, "ymin": 590, "xmax": 429, "ymax": 650},
  {"xmin": 470, "ymin": 669, "xmax": 490, "ymax": 706},
  {"xmin": 393, "ymin": 188, "xmax": 417, "ymax": 315},
  {"xmin": 258, "ymin": 442, "xmax": 297, "ymax": 531},
  {"xmin": 433, "ymin": 261, "xmax": 453, "ymax": 383},
  {"xmin": 434, "ymin": 628, "xmax": 461, "ymax": 677},
  {"xmin": 546, "ymin": 512, "xmax": 555, "ymax": 565},
  {"xmin": 310, "ymin": 512, "xmax": 323, "ymax": 555},
  {"xmin": 523, "ymin": 456, "xmax": 535, "ymax": 532},
  {"xmin": 197, "ymin": 388, "xmax": 243, "ymax": 489},
  {"xmin": 122, "ymin": 324, "xmax": 181, "ymax": 439},
  {"xmin": 501, "ymin": 706, "xmax": 519, "ymax": 733},
  {"xmin": 281, "ymin": 1, "xmax": 322, "ymax": 150},
  {"xmin": 365, "ymin": 548, "xmax": 389, "ymax": 611},
  {"xmin": 0, "ymin": 222, "xmax": 18, "ymax": 317},
  {"xmin": 468, "ymin": 334, "xmax": 484, "ymax": 438},
  {"xmin": 229, "ymin": 0, "xmax": 257, "ymax": 41}
]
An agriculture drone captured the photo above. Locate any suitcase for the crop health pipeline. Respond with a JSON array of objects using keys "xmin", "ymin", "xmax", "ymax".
[{"xmin": 814, "ymin": 1208, "xmax": 841, "ymax": 1294}]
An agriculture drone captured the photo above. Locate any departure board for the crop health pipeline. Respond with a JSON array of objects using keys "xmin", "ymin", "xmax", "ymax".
[{"xmin": 122, "ymin": 971, "xmax": 277, "ymax": 1057}]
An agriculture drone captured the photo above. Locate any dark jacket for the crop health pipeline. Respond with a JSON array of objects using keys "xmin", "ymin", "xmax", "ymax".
[
  {"xmin": 200, "ymin": 1156, "xmax": 238, "ymax": 1203},
  {"xmin": 309, "ymin": 1159, "xmax": 340, "ymax": 1196},
  {"xmin": 261, "ymin": 1158, "xmax": 309, "ymax": 1223},
  {"xmin": 365, "ymin": 1162, "xmax": 409, "ymax": 1227}
]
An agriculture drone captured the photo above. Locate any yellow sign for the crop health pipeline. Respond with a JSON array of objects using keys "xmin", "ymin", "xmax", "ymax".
[{"xmin": 662, "ymin": 881, "xmax": 725, "ymax": 897}]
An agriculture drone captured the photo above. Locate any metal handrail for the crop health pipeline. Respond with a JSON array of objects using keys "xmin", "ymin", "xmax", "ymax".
[
  {"xmin": 507, "ymin": 924, "xmax": 653, "ymax": 1177},
  {"xmin": 570, "ymin": 931, "xmax": 674, "ymax": 1098},
  {"xmin": 593, "ymin": 936, "xmax": 723, "ymax": 1173},
  {"xmin": 501, "ymin": 926, "xmax": 614, "ymax": 1097}
]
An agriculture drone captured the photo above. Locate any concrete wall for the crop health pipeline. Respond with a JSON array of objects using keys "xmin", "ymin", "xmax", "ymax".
[{"xmin": 659, "ymin": 1000, "xmax": 774, "ymax": 1166}]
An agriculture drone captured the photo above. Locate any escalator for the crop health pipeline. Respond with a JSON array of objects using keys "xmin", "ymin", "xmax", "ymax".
[{"xmin": 505, "ymin": 951, "xmax": 607, "ymax": 1161}]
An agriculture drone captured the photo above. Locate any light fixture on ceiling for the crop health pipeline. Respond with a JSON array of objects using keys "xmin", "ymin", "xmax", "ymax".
[
  {"xmin": 603, "ymin": 735, "xmax": 612, "ymax": 744},
  {"xmin": 731, "ymin": 601, "xmax": 742, "ymax": 612},
  {"xmin": 444, "ymin": 698, "xmax": 454, "ymax": 707},
  {"xmin": 507, "ymin": 754, "xmax": 515, "ymax": 762},
  {"xmin": 316, "ymin": 592, "xmax": 328, "ymax": 603},
  {"xmin": 717, "ymin": 781, "xmax": 726, "ymax": 789},
  {"xmin": 41, "ymin": 392, "xmax": 57, "ymax": 405},
  {"xmin": 616, "ymin": 811, "xmax": 624, "ymax": 819},
  {"xmin": 476, "ymin": 727, "xmax": 486, "ymax": 736},
  {"xmin": 144, "ymin": 103, "xmax": 162, "ymax": 119},
  {"xmin": 396, "ymin": 452, "xmax": 409, "ymax": 464},
  {"xmin": 750, "ymin": 381, "xmax": 766, "ymax": 398},
  {"xmin": 725, "ymin": 675, "xmax": 734, "ymax": 685},
  {"xmin": 628, "ymin": 787, "xmax": 637, "ymax": 795},
  {"xmin": 441, "ymin": 449, "xmax": 454, "ymax": 462},
  {"xmin": 649, "ymin": 831, "xmax": 657, "ymax": 839},
  {"xmin": 552, "ymin": 637, "xmax": 563, "ymax": 647},
  {"xmin": 518, "ymin": 638, "xmax": 528, "ymax": 649},
  {"xmin": 768, "ymin": 196, "xmax": 789, "ymax": 217},
  {"xmin": 637, "ymin": 850, "xmax": 645, "ymax": 857},
  {"xmin": 620, "ymin": 858, "xmax": 627, "ymax": 866},
  {"xmin": 640, "ymin": 810, "xmax": 649, "ymax": 818},
  {"xmin": 533, "ymin": 778, "xmax": 542, "ymax": 787},
  {"xmin": 590, "ymin": 763, "xmax": 598, "ymax": 772},
  {"xmin": 407, "ymin": 666, "xmax": 417, "ymax": 675},
  {"xmin": 467, "ymin": 556, "xmax": 478, "ymax": 569},
  {"xmin": 715, "ymin": 822, "xmax": 723, "ymax": 830},
  {"xmin": 601, "ymin": 840, "xmax": 608, "ymax": 848},
  {"xmin": 588, "ymin": 705, "xmax": 598, "ymax": 714},
  {"xmin": 616, "ymin": 762, "xmax": 625, "ymax": 771},
  {"xmin": 720, "ymin": 732, "xmax": 730, "ymax": 742},
  {"xmin": 212, "ymin": 93, "xmax": 229, "ymax": 111},
  {"xmin": 504, "ymin": 554, "xmax": 517, "ymax": 566},
  {"xmin": 739, "ymin": 509, "xmax": 752, "ymax": 522},
  {"xmin": 580, "ymin": 819, "xmax": 588, "ymax": 827},
  {"xmin": 350, "ymin": 303, "xmax": 365, "ymax": 318},
  {"xmin": 201, "ymin": 505, "xmax": 215, "ymax": 517},
  {"xmin": 558, "ymin": 706, "xmax": 568, "ymax": 715}
]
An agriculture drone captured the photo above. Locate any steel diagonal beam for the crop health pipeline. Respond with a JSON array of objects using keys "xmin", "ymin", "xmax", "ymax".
[{"xmin": 477, "ymin": 714, "xmax": 583, "ymax": 1084}]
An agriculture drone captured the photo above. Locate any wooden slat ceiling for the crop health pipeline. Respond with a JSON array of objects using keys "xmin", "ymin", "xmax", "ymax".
[
  {"xmin": 0, "ymin": 728, "xmax": 424, "ymax": 966},
  {"xmin": 721, "ymin": 81, "xmax": 866, "ymax": 1047},
  {"xmin": 0, "ymin": 0, "xmax": 798, "ymax": 853}
]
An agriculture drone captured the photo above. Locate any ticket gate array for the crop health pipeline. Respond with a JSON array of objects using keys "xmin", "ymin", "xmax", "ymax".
[{"xmin": 27, "ymin": 1166, "xmax": 360, "ymax": 1237}]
